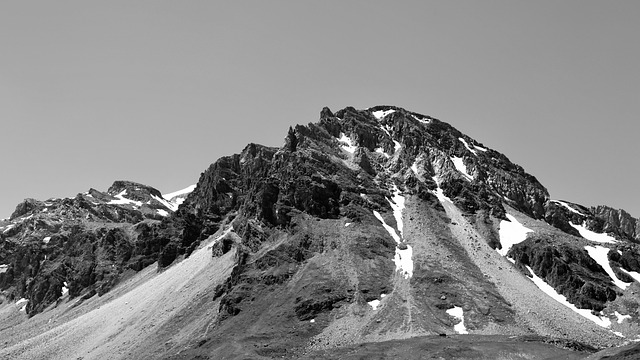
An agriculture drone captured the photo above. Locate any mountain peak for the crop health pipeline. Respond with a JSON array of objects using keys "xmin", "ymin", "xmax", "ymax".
[{"xmin": 2, "ymin": 105, "xmax": 640, "ymax": 359}]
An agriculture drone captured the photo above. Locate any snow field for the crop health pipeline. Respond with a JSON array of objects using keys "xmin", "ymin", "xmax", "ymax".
[
  {"xmin": 375, "ymin": 147, "xmax": 390, "ymax": 158},
  {"xmin": 584, "ymin": 246, "xmax": 630, "ymax": 290},
  {"xmin": 458, "ymin": 138, "xmax": 477, "ymax": 156},
  {"xmin": 446, "ymin": 306, "xmax": 468, "ymax": 334},
  {"xmin": 337, "ymin": 133, "xmax": 357, "ymax": 154},
  {"xmin": 621, "ymin": 268, "xmax": 640, "ymax": 283},
  {"xmin": 497, "ymin": 215, "xmax": 533, "ymax": 256},
  {"xmin": 551, "ymin": 200, "xmax": 586, "ymax": 216},
  {"xmin": 525, "ymin": 265, "xmax": 611, "ymax": 328},
  {"xmin": 473, "ymin": 144, "xmax": 488, "ymax": 152},
  {"xmin": 410, "ymin": 161, "xmax": 419, "ymax": 176},
  {"xmin": 431, "ymin": 177, "xmax": 453, "ymax": 203},
  {"xmin": 162, "ymin": 184, "xmax": 196, "ymax": 201},
  {"xmin": 151, "ymin": 195, "xmax": 178, "ymax": 212},
  {"xmin": 157, "ymin": 209, "xmax": 169, "ymax": 217},
  {"xmin": 614, "ymin": 311, "xmax": 631, "ymax": 324},
  {"xmin": 372, "ymin": 186, "xmax": 413, "ymax": 279},
  {"xmin": 368, "ymin": 294, "xmax": 387, "ymax": 310},
  {"xmin": 108, "ymin": 190, "xmax": 142, "ymax": 207},
  {"xmin": 373, "ymin": 211, "xmax": 401, "ymax": 243},
  {"xmin": 372, "ymin": 109, "xmax": 396, "ymax": 120},
  {"xmin": 570, "ymin": 222, "xmax": 617, "ymax": 244},
  {"xmin": 412, "ymin": 114, "xmax": 431, "ymax": 124},
  {"xmin": 15, "ymin": 298, "xmax": 28, "ymax": 312},
  {"xmin": 387, "ymin": 185, "xmax": 405, "ymax": 237},
  {"xmin": 394, "ymin": 245, "xmax": 413, "ymax": 279},
  {"xmin": 450, "ymin": 156, "xmax": 473, "ymax": 181}
]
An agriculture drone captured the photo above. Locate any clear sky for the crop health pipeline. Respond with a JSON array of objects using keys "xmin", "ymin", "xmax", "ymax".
[{"xmin": 1, "ymin": 1, "xmax": 638, "ymax": 219}]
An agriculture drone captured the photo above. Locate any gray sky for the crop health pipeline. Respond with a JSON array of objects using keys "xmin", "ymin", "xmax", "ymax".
[{"xmin": 1, "ymin": 1, "xmax": 638, "ymax": 218}]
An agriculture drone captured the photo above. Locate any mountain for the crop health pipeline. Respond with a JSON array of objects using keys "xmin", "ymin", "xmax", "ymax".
[
  {"xmin": 0, "ymin": 181, "xmax": 196, "ymax": 314},
  {"xmin": 1, "ymin": 106, "xmax": 639, "ymax": 359}
]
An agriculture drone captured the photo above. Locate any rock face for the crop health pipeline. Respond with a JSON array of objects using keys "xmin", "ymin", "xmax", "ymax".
[
  {"xmin": 158, "ymin": 106, "xmax": 638, "ymax": 356},
  {"xmin": 592, "ymin": 206, "xmax": 640, "ymax": 242},
  {"xmin": 509, "ymin": 236, "xmax": 618, "ymax": 311},
  {"xmin": 0, "ymin": 181, "xmax": 192, "ymax": 315},
  {"xmin": 2, "ymin": 105, "xmax": 640, "ymax": 359}
]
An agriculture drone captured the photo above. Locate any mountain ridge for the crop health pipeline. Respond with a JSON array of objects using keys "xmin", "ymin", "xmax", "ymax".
[{"xmin": 1, "ymin": 105, "xmax": 639, "ymax": 359}]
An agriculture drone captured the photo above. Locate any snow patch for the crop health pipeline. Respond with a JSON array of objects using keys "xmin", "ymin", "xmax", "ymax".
[
  {"xmin": 15, "ymin": 298, "xmax": 28, "ymax": 312},
  {"xmin": 584, "ymin": 246, "xmax": 630, "ymax": 290},
  {"xmin": 3, "ymin": 224, "xmax": 15, "ymax": 234},
  {"xmin": 162, "ymin": 184, "xmax": 196, "ymax": 201},
  {"xmin": 458, "ymin": 138, "xmax": 477, "ymax": 156},
  {"xmin": 451, "ymin": 156, "xmax": 473, "ymax": 181},
  {"xmin": 372, "ymin": 109, "xmax": 396, "ymax": 120},
  {"xmin": 157, "ymin": 209, "xmax": 169, "ymax": 217},
  {"xmin": 373, "ymin": 211, "xmax": 401, "ymax": 243},
  {"xmin": 373, "ymin": 201, "xmax": 412, "ymax": 279},
  {"xmin": 0, "ymin": 264, "xmax": 8, "ymax": 273},
  {"xmin": 412, "ymin": 114, "xmax": 431, "ymax": 124},
  {"xmin": 473, "ymin": 144, "xmax": 488, "ymax": 152},
  {"xmin": 614, "ymin": 311, "xmax": 631, "ymax": 324},
  {"xmin": 570, "ymin": 222, "xmax": 617, "ymax": 244},
  {"xmin": 497, "ymin": 215, "xmax": 533, "ymax": 256},
  {"xmin": 431, "ymin": 177, "xmax": 452, "ymax": 203},
  {"xmin": 446, "ymin": 307, "xmax": 468, "ymax": 334},
  {"xmin": 345, "ymin": 222, "xmax": 352, "ymax": 227},
  {"xmin": 387, "ymin": 185, "xmax": 405, "ymax": 237},
  {"xmin": 375, "ymin": 147, "xmax": 390, "ymax": 159},
  {"xmin": 61, "ymin": 282, "xmax": 69, "ymax": 296},
  {"xmin": 108, "ymin": 190, "xmax": 143, "ymax": 207},
  {"xmin": 43, "ymin": 236, "xmax": 51, "ymax": 244},
  {"xmin": 393, "ymin": 140, "xmax": 402, "ymax": 152},
  {"xmin": 152, "ymin": 195, "xmax": 178, "ymax": 212},
  {"xmin": 410, "ymin": 160, "xmax": 421, "ymax": 177},
  {"xmin": 394, "ymin": 245, "xmax": 413, "ymax": 279},
  {"xmin": 310, "ymin": 319, "xmax": 315, "ymax": 323},
  {"xmin": 621, "ymin": 268, "xmax": 640, "ymax": 283},
  {"xmin": 337, "ymin": 133, "xmax": 357, "ymax": 153},
  {"xmin": 525, "ymin": 265, "xmax": 611, "ymax": 328},
  {"xmin": 551, "ymin": 200, "xmax": 586, "ymax": 216},
  {"xmin": 368, "ymin": 299, "xmax": 381, "ymax": 310}
]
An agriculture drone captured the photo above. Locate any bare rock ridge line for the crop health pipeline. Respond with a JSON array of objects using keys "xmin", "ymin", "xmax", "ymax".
[{"xmin": 1, "ymin": 105, "xmax": 639, "ymax": 359}]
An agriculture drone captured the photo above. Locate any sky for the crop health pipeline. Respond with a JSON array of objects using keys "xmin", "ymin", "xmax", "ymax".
[{"xmin": 0, "ymin": 1, "xmax": 638, "ymax": 219}]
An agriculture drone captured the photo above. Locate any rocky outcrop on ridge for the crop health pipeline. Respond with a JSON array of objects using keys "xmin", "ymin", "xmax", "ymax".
[
  {"xmin": 0, "ymin": 181, "xmax": 190, "ymax": 315},
  {"xmin": 2, "ymin": 105, "xmax": 640, "ymax": 359}
]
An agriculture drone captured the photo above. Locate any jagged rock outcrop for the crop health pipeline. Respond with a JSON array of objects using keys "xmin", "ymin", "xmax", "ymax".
[
  {"xmin": 3, "ymin": 105, "xmax": 639, "ymax": 359},
  {"xmin": 509, "ymin": 235, "xmax": 618, "ymax": 311},
  {"xmin": 0, "ymin": 181, "xmax": 191, "ymax": 315},
  {"xmin": 592, "ymin": 206, "xmax": 639, "ymax": 242}
]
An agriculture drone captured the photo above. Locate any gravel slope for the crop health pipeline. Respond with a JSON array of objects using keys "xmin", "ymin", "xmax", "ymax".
[
  {"xmin": 438, "ymin": 198, "xmax": 622, "ymax": 348},
  {"xmin": 0, "ymin": 228, "xmax": 235, "ymax": 360}
]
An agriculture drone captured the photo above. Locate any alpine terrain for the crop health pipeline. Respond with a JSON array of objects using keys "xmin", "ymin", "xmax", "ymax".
[{"xmin": 1, "ymin": 106, "xmax": 639, "ymax": 359}]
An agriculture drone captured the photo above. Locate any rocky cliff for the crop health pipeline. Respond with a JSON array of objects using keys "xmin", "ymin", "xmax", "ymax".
[
  {"xmin": 1, "ymin": 106, "xmax": 639, "ymax": 360},
  {"xmin": 0, "ymin": 181, "xmax": 192, "ymax": 315}
]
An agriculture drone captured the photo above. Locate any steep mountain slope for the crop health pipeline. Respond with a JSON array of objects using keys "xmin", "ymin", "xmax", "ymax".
[
  {"xmin": 0, "ymin": 181, "xmax": 195, "ymax": 315},
  {"xmin": 1, "ymin": 106, "xmax": 639, "ymax": 359}
]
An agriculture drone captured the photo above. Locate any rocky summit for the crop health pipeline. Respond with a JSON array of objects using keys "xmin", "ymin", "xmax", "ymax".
[{"xmin": 1, "ymin": 106, "xmax": 639, "ymax": 360}]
